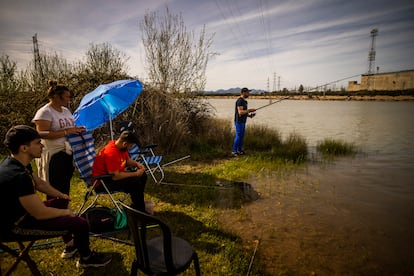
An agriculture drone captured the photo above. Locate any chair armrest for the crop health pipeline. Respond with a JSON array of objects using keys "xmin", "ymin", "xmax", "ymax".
[
  {"xmin": 92, "ymin": 174, "xmax": 114, "ymax": 180},
  {"xmin": 130, "ymin": 149, "xmax": 151, "ymax": 155},
  {"xmin": 143, "ymin": 144, "xmax": 158, "ymax": 149}
]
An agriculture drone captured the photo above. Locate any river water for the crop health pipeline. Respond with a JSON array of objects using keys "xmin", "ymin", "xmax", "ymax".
[{"xmin": 208, "ymin": 98, "xmax": 414, "ymax": 275}]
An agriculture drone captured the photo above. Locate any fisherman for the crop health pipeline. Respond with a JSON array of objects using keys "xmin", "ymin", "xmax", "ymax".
[{"xmin": 232, "ymin": 87, "xmax": 256, "ymax": 156}]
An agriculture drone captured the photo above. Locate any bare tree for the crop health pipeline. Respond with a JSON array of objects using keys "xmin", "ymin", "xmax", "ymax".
[
  {"xmin": 70, "ymin": 43, "xmax": 130, "ymax": 106},
  {"xmin": 84, "ymin": 43, "xmax": 129, "ymax": 80},
  {"xmin": 0, "ymin": 55, "xmax": 19, "ymax": 95},
  {"xmin": 141, "ymin": 6, "xmax": 216, "ymax": 93}
]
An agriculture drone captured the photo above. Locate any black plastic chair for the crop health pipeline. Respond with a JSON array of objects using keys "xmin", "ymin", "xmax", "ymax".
[
  {"xmin": 120, "ymin": 202, "xmax": 201, "ymax": 276},
  {"xmin": 0, "ymin": 228, "xmax": 67, "ymax": 276}
]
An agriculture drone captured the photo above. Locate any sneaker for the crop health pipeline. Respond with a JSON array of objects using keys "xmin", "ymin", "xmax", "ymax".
[
  {"xmin": 238, "ymin": 151, "xmax": 245, "ymax": 155},
  {"xmin": 76, "ymin": 251, "xmax": 112, "ymax": 268},
  {"xmin": 61, "ymin": 245, "xmax": 78, "ymax": 259},
  {"xmin": 231, "ymin": 152, "xmax": 239, "ymax": 157}
]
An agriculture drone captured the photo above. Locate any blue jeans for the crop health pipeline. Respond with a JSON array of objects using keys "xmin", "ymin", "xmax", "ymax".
[{"xmin": 233, "ymin": 121, "xmax": 246, "ymax": 153}]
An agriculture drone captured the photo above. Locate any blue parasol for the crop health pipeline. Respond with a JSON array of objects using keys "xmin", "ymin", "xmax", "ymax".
[{"xmin": 73, "ymin": 79, "xmax": 143, "ymax": 137}]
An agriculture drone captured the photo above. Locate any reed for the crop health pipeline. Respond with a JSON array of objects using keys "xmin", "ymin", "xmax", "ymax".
[{"xmin": 316, "ymin": 138, "xmax": 357, "ymax": 156}]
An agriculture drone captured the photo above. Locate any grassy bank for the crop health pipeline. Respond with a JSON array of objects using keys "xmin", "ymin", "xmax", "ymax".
[
  {"xmin": 1, "ymin": 161, "xmax": 273, "ymax": 275},
  {"xmin": 2, "ymin": 123, "xmax": 356, "ymax": 275}
]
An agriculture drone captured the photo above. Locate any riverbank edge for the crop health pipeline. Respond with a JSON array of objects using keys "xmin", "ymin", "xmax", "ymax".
[{"xmin": 205, "ymin": 95, "xmax": 414, "ymax": 101}]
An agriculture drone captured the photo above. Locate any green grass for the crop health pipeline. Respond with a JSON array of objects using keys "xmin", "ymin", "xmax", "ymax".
[
  {"xmin": 316, "ymin": 138, "xmax": 358, "ymax": 156},
  {"xmin": 1, "ymin": 125, "xmax": 338, "ymax": 275},
  {"xmin": 1, "ymin": 167, "xmax": 267, "ymax": 276},
  {"xmin": 190, "ymin": 122, "xmax": 308, "ymax": 163}
]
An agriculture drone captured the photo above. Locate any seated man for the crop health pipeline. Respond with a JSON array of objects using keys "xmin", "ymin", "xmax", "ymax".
[
  {"xmin": 92, "ymin": 130, "xmax": 148, "ymax": 212},
  {"xmin": 0, "ymin": 125, "xmax": 111, "ymax": 268}
]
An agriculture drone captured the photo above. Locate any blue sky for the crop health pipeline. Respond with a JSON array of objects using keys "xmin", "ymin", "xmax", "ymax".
[{"xmin": 1, "ymin": 0, "xmax": 413, "ymax": 91}]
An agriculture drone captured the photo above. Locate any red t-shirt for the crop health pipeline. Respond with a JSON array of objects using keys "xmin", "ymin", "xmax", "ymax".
[{"xmin": 92, "ymin": 140, "xmax": 129, "ymax": 177}]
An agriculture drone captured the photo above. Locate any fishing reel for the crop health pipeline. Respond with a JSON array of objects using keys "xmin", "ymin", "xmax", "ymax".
[{"xmin": 248, "ymin": 112, "xmax": 256, "ymax": 118}]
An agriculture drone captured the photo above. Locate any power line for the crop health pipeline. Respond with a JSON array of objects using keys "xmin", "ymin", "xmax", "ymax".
[
  {"xmin": 257, "ymin": 0, "xmax": 275, "ymax": 75},
  {"xmin": 214, "ymin": 0, "xmax": 262, "ymax": 76}
]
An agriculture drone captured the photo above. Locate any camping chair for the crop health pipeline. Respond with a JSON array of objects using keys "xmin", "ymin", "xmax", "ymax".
[
  {"xmin": 118, "ymin": 121, "xmax": 165, "ymax": 184},
  {"xmin": 119, "ymin": 202, "xmax": 201, "ymax": 276},
  {"xmin": 0, "ymin": 228, "xmax": 68, "ymax": 276},
  {"xmin": 67, "ymin": 131, "xmax": 126, "ymax": 217},
  {"xmin": 129, "ymin": 143, "xmax": 165, "ymax": 184}
]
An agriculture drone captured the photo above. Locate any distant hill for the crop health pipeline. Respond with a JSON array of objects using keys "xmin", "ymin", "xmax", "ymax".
[{"xmin": 201, "ymin": 87, "xmax": 265, "ymax": 95}]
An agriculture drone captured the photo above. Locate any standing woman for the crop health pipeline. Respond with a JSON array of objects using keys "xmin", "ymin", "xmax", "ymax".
[{"xmin": 33, "ymin": 80, "xmax": 85, "ymax": 204}]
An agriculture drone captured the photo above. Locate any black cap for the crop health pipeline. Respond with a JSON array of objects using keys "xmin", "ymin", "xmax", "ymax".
[
  {"xmin": 4, "ymin": 125, "xmax": 41, "ymax": 153},
  {"xmin": 241, "ymin": 87, "xmax": 251, "ymax": 93},
  {"xmin": 119, "ymin": 130, "xmax": 139, "ymax": 144},
  {"xmin": 118, "ymin": 121, "xmax": 134, "ymax": 133}
]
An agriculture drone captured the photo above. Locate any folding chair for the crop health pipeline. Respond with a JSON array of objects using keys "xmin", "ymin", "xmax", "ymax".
[
  {"xmin": 67, "ymin": 131, "xmax": 126, "ymax": 217},
  {"xmin": 118, "ymin": 121, "xmax": 165, "ymax": 184},
  {"xmin": 128, "ymin": 143, "xmax": 165, "ymax": 184},
  {"xmin": 1, "ymin": 228, "xmax": 67, "ymax": 276},
  {"xmin": 119, "ymin": 202, "xmax": 201, "ymax": 276}
]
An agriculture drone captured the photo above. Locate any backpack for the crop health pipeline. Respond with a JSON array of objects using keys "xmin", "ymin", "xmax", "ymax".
[{"xmin": 81, "ymin": 207, "xmax": 115, "ymax": 233}]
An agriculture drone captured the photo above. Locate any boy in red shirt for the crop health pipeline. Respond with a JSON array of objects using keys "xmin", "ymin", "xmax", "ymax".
[{"xmin": 92, "ymin": 131, "xmax": 147, "ymax": 212}]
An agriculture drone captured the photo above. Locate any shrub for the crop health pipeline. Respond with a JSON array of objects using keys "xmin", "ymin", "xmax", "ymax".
[
  {"xmin": 244, "ymin": 124, "xmax": 282, "ymax": 151},
  {"xmin": 277, "ymin": 133, "xmax": 308, "ymax": 162},
  {"xmin": 317, "ymin": 138, "xmax": 357, "ymax": 156}
]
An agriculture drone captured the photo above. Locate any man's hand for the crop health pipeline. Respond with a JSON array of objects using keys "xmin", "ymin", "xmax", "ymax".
[
  {"xmin": 65, "ymin": 209, "xmax": 75, "ymax": 217},
  {"xmin": 135, "ymin": 162, "xmax": 145, "ymax": 170},
  {"xmin": 135, "ymin": 166, "xmax": 146, "ymax": 177},
  {"xmin": 58, "ymin": 193, "xmax": 70, "ymax": 200}
]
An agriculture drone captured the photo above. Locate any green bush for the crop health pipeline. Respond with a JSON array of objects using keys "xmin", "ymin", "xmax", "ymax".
[
  {"xmin": 316, "ymin": 138, "xmax": 357, "ymax": 156},
  {"xmin": 278, "ymin": 133, "xmax": 308, "ymax": 162},
  {"xmin": 245, "ymin": 124, "xmax": 282, "ymax": 151}
]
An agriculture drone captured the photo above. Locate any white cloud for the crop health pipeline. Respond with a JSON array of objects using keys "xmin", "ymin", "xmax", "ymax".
[{"xmin": 1, "ymin": 0, "xmax": 413, "ymax": 91}]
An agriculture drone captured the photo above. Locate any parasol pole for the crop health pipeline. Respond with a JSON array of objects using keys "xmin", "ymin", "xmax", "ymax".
[
  {"xmin": 109, "ymin": 112, "xmax": 113, "ymax": 140},
  {"xmin": 102, "ymin": 99, "xmax": 114, "ymax": 139}
]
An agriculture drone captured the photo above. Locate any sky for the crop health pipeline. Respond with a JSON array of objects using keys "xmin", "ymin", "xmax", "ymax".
[{"xmin": 1, "ymin": 0, "xmax": 413, "ymax": 91}]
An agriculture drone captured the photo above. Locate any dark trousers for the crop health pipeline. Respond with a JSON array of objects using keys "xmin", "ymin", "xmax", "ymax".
[
  {"xmin": 47, "ymin": 151, "xmax": 75, "ymax": 203},
  {"xmin": 95, "ymin": 173, "xmax": 147, "ymax": 212},
  {"xmin": 16, "ymin": 198, "xmax": 91, "ymax": 257}
]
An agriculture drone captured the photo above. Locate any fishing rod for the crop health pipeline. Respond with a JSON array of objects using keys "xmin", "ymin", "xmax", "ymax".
[
  {"xmin": 248, "ymin": 97, "xmax": 289, "ymax": 117},
  {"xmin": 254, "ymin": 97, "xmax": 289, "ymax": 111}
]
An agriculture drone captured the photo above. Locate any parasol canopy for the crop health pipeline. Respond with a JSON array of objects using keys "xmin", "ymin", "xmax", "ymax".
[{"xmin": 73, "ymin": 79, "xmax": 143, "ymax": 132}]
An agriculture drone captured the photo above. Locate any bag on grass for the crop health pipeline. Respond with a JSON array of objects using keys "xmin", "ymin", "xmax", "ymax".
[
  {"xmin": 81, "ymin": 207, "xmax": 115, "ymax": 233},
  {"xmin": 111, "ymin": 208, "xmax": 127, "ymax": 230}
]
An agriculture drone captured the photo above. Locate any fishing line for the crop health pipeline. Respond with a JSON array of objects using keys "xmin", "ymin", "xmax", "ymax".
[
  {"xmin": 307, "ymin": 74, "xmax": 361, "ymax": 91},
  {"xmin": 159, "ymin": 181, "xmax": 234, "ymax": 189}
]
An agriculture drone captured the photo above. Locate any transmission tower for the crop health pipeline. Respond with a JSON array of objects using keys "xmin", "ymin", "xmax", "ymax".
[
  {"xmin": 32, "ymin": 33, "xmax": 44, "ymax": 78},
  {"xmin": 273, "ymin": 72, "xmax": 276, "ymax": 92},
  {"xmin": 267, "ymin": 77, "xmax": 270, "ymax": 92},
  {"xmin": 277, "ymin": 76, "xmax": 280, "ymax": 91},
  {"xmin": 367, "ymin": 29, "xmax": 378, "ymax": 75}
]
